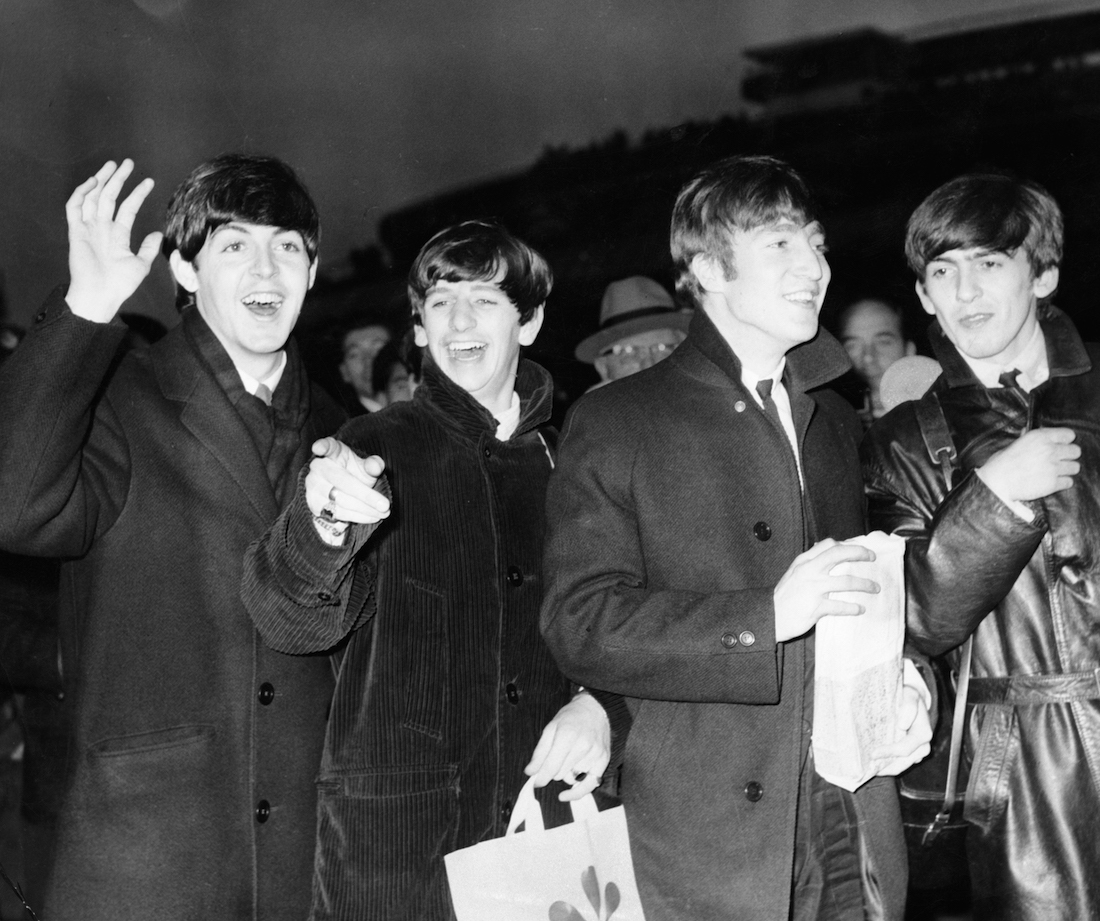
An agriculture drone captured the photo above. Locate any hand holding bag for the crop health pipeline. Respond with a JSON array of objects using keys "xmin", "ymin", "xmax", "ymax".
[{"xmin": 444, "ymin": 777, "xmax": 647, "ymax": 921}]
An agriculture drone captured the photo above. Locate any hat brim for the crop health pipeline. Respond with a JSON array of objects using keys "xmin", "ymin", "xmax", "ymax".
[{"xmin": 574, "ymin": 311, "xmax": 693, "ymax": 364}]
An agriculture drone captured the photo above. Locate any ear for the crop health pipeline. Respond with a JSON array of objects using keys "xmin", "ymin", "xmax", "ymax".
[
  {"xmin": 518, "ymin": 304, "xmax": 544, "ymax": 347},
  {"xmin": 914, "ymin": 279, "xmax": 937, "ymax": 318},
  {"xmin": 1032, "ymin": 266, "xmax": 1059, "ymax": 300},
  {"xmin": 690, "ymin": 253, "xmax": 727, "ymax": 294},
  {"xmin": 905, "ymin": 340, "xmax": 917, "ymax": 357},
  {"xmin": 413, "ymin": 321, "xmax": 428, "ymax": 348},
  {"xmin": 169, "ymin": 250, "xmax": 200, "ymax": 293},
  {"xmin": 308, "ymin": 258, "xmax": 319, "ymax": 290}
]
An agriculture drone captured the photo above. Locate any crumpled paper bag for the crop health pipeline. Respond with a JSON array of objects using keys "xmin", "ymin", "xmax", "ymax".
[{"xmin": 812, "ymin": 530, "xmax": 906, "ymax": 792}]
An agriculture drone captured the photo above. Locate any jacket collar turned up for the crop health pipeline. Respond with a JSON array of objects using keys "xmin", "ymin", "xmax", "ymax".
[
  {"xmin": 415, "ymin": 354, "xmax": 554, "ymax": 446},
  {"xmin": 930, "ymin": 304, "xmax": 1092, "ymax": 392}
]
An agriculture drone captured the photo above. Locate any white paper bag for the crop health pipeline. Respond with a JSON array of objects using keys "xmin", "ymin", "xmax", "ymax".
[
  {"xmin": 445, "ymin": 777, "xmax": 647, "ymax": 921},
  {"xmin": 813, "ymin": 530, "xmax": 907, "ymax": 791}
]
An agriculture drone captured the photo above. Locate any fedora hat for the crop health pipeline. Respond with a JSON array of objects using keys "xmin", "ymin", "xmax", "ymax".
[{"xmin": 575, "ymin": 276, "xmax": 691, "ymax": 363}]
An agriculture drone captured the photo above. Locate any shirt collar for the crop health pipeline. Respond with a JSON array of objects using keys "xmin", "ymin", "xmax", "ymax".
[
  {"xmin": 493, "ymin": 391, "xmax": 522, "ymax": 441},
  {"xmin": 741, "ymin": 357, "xmax": 787, "ymax": 407},
  {"xmin": 238, "ymin": 350, "xmax": 287, "ymax": 398}
]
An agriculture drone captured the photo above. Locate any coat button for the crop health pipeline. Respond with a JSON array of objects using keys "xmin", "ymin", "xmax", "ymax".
[
  {"xmin": 484, "ymin": 446, "xmax": 492, "ymax": 458},
  {"xmin": 34, "ymin": 311, "xmax": 46, "ymax": 324},
  {"xmin": 721, "ymin": 633, "xmax": 738, "ymax": 648},
  {"xmin": 506, "ymin": 566, "xmax": 524, "ymax": 587},
  {"xmin": 317, "ymin": 590, "xmax": 334, "ymax": 602},
  {"xmin": 255, "ymin": 799, "xmax": 271, "ymax": 823},
  {"xmin": 501, "ymin": 799, "xmax": 513, "ymax": 823},
  {"xmin": 738, "ymin": 631, "xmax": 756, "ymax": 647},
  {"xmin": 753, "ymin": 521, "xmax": 772, "ymax": 541},
  {"xmin": 506, "ymin": 682, "xmax": 520, "ymax": 705},
  {"xmin": 258, "ymin": 682, "xmax": 275, "ymax": 705},
  {"xmin": 744, "ymin": 781, "xmax": 764, "ymax": 802},
  {"xmin": 734, "ymin": 400, "xmax": 746, "ymax": 413}
]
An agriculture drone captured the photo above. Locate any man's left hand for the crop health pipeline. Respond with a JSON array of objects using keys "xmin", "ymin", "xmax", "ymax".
[
  {"xmin": 525, "ymin": 692, "xmax": 611, "ymax": 801},
  {"xmin": 875, "ymin": 658, "xmax": 934, "ymax": 776}
]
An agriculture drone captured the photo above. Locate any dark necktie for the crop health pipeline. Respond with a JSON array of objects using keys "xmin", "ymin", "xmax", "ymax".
[
  {"xmin": 756, "ymin": 378, "xmax": 783, "ymax": 431},
  {"xmin": 998, "ymin": 368, "xmax": 1021, "ymax": 391}
]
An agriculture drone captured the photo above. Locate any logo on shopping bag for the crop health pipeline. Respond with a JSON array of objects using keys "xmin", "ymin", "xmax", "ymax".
[{"xmin": 549, "ymin": 866, "xmax": 622, "ymax": 921}]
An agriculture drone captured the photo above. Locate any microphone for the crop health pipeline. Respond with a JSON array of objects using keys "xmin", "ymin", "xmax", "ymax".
[{"xmin": 879, "ymin": 356, "xmax": 943, "ymax": 413}]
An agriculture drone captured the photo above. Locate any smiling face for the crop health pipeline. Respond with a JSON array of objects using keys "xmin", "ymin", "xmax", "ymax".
[
  {"xmin": 171, "ymin": 221, "xmax": 317, "ymax": 379},
  {"xmin": 692, "ymin": 219, "xmax": 830, "ymax": 373},
  {"xmin": 413, "ymin": 275, "xmax": 543, "ymax": 415},
  {"xmin": 916, "ymin": 247, "xmax": 1057, "ymax": 366}
]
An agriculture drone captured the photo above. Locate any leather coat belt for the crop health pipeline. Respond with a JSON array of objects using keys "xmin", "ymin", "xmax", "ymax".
[{"xmin": 968, "ymin": 668, "xmax": 1100, "ymax": 705}]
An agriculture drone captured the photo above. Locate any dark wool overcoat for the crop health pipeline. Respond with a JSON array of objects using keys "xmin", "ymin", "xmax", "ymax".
[
  {"xmin": 541, "ymin": 309, "xmax": 908, "ymax": 921},
  {"xmin": 243, "ymin": 358, "xmax": 594, "ymax": 921},
  {"xmin": 0, "ymin": 293, "xmax": 343, "ymax": 921}
]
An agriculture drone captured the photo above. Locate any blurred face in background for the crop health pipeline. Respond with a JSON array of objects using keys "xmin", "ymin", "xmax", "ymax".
[
  {"xmin": 340, "ymin": 324, "xmax": 392, "ymax": 398},
  {"xmin": 594, "ymin": 327, "xmax": 686, "ymax": 382},
  {"xmin": 839, "ymin": 300, "xmax": 915, "ymax": 392}
]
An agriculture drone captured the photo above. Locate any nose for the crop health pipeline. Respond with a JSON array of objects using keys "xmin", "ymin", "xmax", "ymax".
[
  {"xmin": 956, "ymin": 265, "xmax": 980, "ymax": 302},
  {"xmin": 793, "ymin": 237, "xmax": 826, "ymax": 281},
  {"xmin": 252, "ymin": 246, "xmax": 278, "ymax": 278},
  {"xmin": 449, "ymin": 297, "xmax": 476, "ymax": 332}
]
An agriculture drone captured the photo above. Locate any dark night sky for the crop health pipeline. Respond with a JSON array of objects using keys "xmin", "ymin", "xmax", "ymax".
[{"xmin": 1, "ymin": 0, "xmax": 1095, "ymax": 329}]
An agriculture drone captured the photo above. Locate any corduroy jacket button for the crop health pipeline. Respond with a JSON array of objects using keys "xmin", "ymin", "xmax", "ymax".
[
  {"xmin": 506, "ymin": 566, "xmax": 524, "ymax": 587},
  {"xmin": 506, "ymin": 682, "xmax": 520, "ymax": 705},
  {"xmin": 317, "ymin": 590, "xmax": 334, "ymax": 602},
  {"xmin": 753, "ymin": 521, "xmax": 772, "ymax": 541},
  {"xmin": 258, "ymin": 682, "xmax": 275, "ymax": 705},
  {"xmin": 34, "ymin": 311, "xmax": 46, "ymax": 324},
  {"xmin": 484, "ymin": 446, "xmax": 492, "ymax": 458},
  {"xmin": 501, "ymin": 799, "xmax": 513, "ymax": 823},
  {"xmin": 721, "ymin": 633, "xmax": 738, "ymax": 648},
  {"xmin": 738, "ymin": 631, "xmax": 756, "ymax": 647},
  {"xmin": 255, "ymin": 800, "xmax": 271, "ymax": 822},
  {"xmin": 744, "ymin": 781, "xmax": 764, "ymax": 802}
]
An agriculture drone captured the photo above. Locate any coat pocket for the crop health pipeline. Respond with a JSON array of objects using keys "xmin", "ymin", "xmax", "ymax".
[
  {"xmin": 400, "ymin": 578, "xmax": 449, "ymax": 741},
  {"xmin": 314, "ymin": 766, "xmax": 459, "ymax": 920}
]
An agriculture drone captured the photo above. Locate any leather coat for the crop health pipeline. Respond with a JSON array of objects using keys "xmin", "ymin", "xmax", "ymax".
[{"xmin": 861, "ymin": 306, "xmax": 1100, "ymax": 920}]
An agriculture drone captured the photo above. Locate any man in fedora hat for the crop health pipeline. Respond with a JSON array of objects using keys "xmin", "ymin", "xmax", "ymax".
[{"xmin": 576, "ymin": 276, "xmax": 691, "ymax": 386}]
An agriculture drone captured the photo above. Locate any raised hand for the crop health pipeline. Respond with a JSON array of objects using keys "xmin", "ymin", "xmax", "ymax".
[
  {"xmin": 978, "ymin": 427, "xmax": 1080, "ymax": 503},
  {"xmin": 773, "ymin": 538, "xmax": 879, "ymax": 642},
  {"xmin": 305, "ymin": 437, "xmax": 391, "ymax": 525},
  {"xmin": 65, "ymin": 159, "xmax": 163, "ymax": 323}
]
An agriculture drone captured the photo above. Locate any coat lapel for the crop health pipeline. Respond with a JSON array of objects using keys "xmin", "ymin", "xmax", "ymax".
[{"xmin": 153, "ymin": 327, "xmax": 279, "ymax": 525}]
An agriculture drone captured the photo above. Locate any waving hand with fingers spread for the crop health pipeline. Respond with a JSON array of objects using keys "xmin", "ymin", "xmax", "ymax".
[{"xmin": 64, "ymin": 159, "xmax": 163, "ymax": 322}]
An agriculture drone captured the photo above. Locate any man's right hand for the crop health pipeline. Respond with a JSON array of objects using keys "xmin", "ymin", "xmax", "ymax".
[
  {"xmin": 978, "ymin": 427, "xmax": 1080, "ymax": 502},
  {"xmin": 773, "ymin": 538, "xmax": 879, "ymax": 642},
  {"xmin": 65, "ymin": 159, "xmax": 163, "ymax": 323},
  {"xmin": 305, "ymin": 438, "xmax": 391, "ymax": 525}
]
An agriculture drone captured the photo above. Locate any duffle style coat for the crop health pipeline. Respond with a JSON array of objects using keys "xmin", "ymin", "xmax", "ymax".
[
  {"xmin": 862, "ymin": 306, "xmax": 1100, "ymax": 920},
  {"xmin": 243, "ymin": 358, "xmax": 597, "ymax": 921},
  {"xmin": 540, "ymin": 310, "xmax": 908, "ymax": 921},
  {"xmin": 0, "ymin": 294, "xmax": 343, "ymax": 921}
]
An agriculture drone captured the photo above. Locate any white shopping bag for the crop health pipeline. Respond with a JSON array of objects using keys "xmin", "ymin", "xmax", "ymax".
[
  {"xmin": 444, "ymin": 777, "xmax": 647, "ymax": 921},
  {"xmin": 813, "ymin": 530, "xmax": 907, "ymax": 792}
]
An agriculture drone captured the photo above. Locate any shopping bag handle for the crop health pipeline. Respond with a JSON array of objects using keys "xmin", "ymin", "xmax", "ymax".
[{"xmin": 505, "ymin": 776, "xmax": 599, "ymax": 836}]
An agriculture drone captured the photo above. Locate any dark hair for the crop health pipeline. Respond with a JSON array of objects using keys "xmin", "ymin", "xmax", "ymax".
[
  {"xmin": 163, "ymin": 154, "xmax": 320, "ymax": 310},
  {"xmin": 671, "ymin": 155, "xmax": 819, "ymax": 309},
  {"xmin": 407, "ymin": 220, "xmax": 552, "ymax": 325},
  {"xmin": 905, "ymin": 173, "xmax": 1063, "ymax": 278},
  {"xmin": 371, "ymin": 339, "xmax": 410, "ymax": 394}
]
